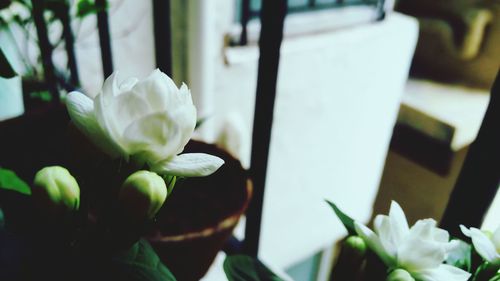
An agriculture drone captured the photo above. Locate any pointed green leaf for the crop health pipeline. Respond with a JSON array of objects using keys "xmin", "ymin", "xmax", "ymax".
[
  {"xmin": 325, "ymin": 200, "xmax": 356, "ymax": 236},
  {"xmin": 110, "ymin": 239, "xmax": 177, "ymax": 281},
  {"xmin": 0, "ymin": 168, "xmax": 31, "ymax": 195},
  {"xmin": 224, "ymin": 255, "xmax": 285, "ymax": 281},
  {"xmin": 0, "ymin": 48, "xmax": 17, "ymax": 78}
]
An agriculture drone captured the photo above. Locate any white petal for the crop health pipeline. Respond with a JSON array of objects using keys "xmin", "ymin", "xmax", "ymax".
[
  {"xmin": 65, "ymin": 92, "xmax": 121, "ymax": 157},
  {"xmin": 432, "ymin": 228, "xmax": 450, "ymax": 244},
  {"xmin": 467, "ymin": 227, "xmax": 500, "ymax": 262},
  {"xmin": 94, "ymin": 72, "xmax": 130, "ymax": 153},
  {"xmin": 105, "ymin": 90, "xmax": 151, "ymax": 136},
  {"xmin": 133, "ymin": 69, "xmax": 183, "ymax": 112},
  {"xmin": 492, "ymin": 224, "xmax": 500, "ymax": 253},
  {"xmin": 151, "ymin": 153, "xmax": 224, "ymax": 177},
  {"xmin": 100, "ymin": 71, "xmax": 120, "ymax": 99},
  {"xmin": 397, "ymin": 236, "xmax": 446, "ymax": 271},
  {"xmin": 409, "ymin": 219, "xmax": 438, "ymax": 241},
  {"xmin": 389, "ymin": 201, "xmax": 410, "ymax": 239},
  {"xmin": 354, "ymin": 221, "xmax": 395, "ymax": 267},
  {"xmin": 122, "ymin": 112, "xmax": 183, "ymax": 163},
  {"xmin": 412, "ymin": 264, "xmax": 471, "ymax": 281},
  {"xmin": 374, "ymin": 215, "xmax": 398, "ymax": 258},
  {"xmin": 119, "ymin": 77, "xmax": 138, "ymax": 91},
  {"xmin": 460, "ymin": 225, "xmax": 472, "ymax": 237}
]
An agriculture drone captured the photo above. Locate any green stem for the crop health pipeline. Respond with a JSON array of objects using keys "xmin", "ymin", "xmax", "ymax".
[{"xmin": 473, "ymin": 262, "xmax": 500, "ymax": 281}]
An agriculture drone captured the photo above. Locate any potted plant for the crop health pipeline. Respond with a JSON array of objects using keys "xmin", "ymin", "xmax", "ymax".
[
  {"xmin": 0, "ymin": 0, "xmax": 104, "ymax": 111},
  {"xmin": 327, "ymin": 200, "xmax": 500, "ymax": 281},
  {"xmin": 146, "ymin": 140, "xmax": 252, "ymax": 281},
  {"xmin": 0, "ymin": 69, "xmax": 251, "ymax": 280}
]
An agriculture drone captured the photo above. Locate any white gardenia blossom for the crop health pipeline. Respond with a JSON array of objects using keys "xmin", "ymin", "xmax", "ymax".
[
  {"xmin": 460, "ymin": 224, "xmax": 500, "ymax": 264},
  {"xmin": 354, "ymin": 201, "xmax": 471, "ymax": 281},
  {"xmin": 66, "ymin": 69, "xmax": 224, "ymax": 177}
]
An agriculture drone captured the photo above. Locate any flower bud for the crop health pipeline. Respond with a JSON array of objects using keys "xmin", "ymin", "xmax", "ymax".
[
  {"xmin": 119, "ymin": 170, "xmax": 167, "ymax": 220},
  {"xmin": 386, "ymin": 269, "xmax": 415, "ymax": 281},
  {"xmin": 344, "ymin": 235, "xmax": 368, "ymax": 257},
  {"xmin": 33, "ymin": 166, "xmax": 80, "ymax": 214}
]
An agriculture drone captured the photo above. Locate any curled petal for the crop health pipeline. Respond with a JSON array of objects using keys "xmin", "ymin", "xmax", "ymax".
[
  {"xmin": 151, "ymin": 153, "xmax": 224, "ymax": 177},
  {"xmin": 66, "ymin": 92, "xmax": 122, "ymax": 157},
  {"xmin": 122, "ymin": 112, "xmax": 183, "ymax": 163},
  {"xmin": 408, "ymin": 219, "xmax": 439, "ymax": 241},
  {"xmin": 412, "ymin": 264, "xmax": 471, "ymax": 281},
  {"xmin": 119, "ymin": 77, "xmax": 139, "ymax": 91},
  {"xmin": 461, "ymin": 225, "xmax": 500, "ymax": 262}
]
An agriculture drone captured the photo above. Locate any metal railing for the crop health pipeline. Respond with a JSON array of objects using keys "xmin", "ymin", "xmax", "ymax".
[
  {"xmin": 26, "ymin": 0, "xmax": 500, "ymax": 262},
  {"xmin": 238, "ymin": 0, "xmax": 386, "ymax": 45}
]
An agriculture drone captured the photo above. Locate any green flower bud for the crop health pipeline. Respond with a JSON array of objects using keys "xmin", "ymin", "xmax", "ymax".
[
  {"xmin": 119, "ymin": 170, "xmax": 167, "ymax": 220},
  {"xmin": 33, "ymin": 166, "xmax": 80, "ymax": 214},
  {"xmin": 387, "ymin": 269, "xmax": 415, "ymax": 281},
  {"xmin": 344, "ymin": 235, "xmax": 368, "ymax": 257}
]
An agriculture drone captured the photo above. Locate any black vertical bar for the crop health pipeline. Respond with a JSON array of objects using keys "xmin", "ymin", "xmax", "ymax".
[
  {"xmin": 308, "ymin": 0, "xmax": 316, "ymax": 8},
  {"xmin": 32, "ymin": 0, "xmax": 59, "ymax": 104},
  {"xmin": 440, "ymin": 72, "xmax": 500, "ymax": 238},
  {"xmin": 96, "ymin": 0, "xmax": 113, "ymax": 78},
  {"xmin": 239, "ymin": 0, "xmax": 251, "ymax": 45},
  {"xmin": 60, "ymin": 2, "xmax": 80, "ymax": 87},
  {"xmin": 243, "ymin": 0, "xmax": 287, "ymax": 257},
  {"xmin": 377, "ymin": 0, "xmax": 386, "ymax": 20},
  {"xmin": 153, "ymin": 0, "xmax": 172, "ymax": 76}
]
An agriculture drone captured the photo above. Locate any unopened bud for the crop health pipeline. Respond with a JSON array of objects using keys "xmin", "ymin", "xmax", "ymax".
[
  {"xmin": 119, "ymin": 171, "xmax": 167, "ymax": 220},
  {"xmin": 33, "ymin": 166, "xmax": 80, "ymax": 214},
  {"xmin": 387, "ymin": 269, "xmax": 415, "ymax": 281},
  {"xmin": 344, "ymin": 235, "xmax": 367, "ymax": 257}
]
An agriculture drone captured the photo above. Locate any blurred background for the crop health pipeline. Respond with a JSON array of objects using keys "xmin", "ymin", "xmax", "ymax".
[{"xmin": 0, "ymin": 0, "xmax": 499, "ymax": 280}]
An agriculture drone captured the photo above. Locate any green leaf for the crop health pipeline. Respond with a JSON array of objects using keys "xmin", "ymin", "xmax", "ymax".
[
  {"xmin": 224, "ymin": 255, "xmax": 285, "ymax": 281},
  {"xmin": 0, "ymin": 168, "xmax": 31, "ymax": 195},
  {"xmin": 325, "ymin": 200, "xmax": 356, "ymax": 236},
  {"xmin": 76, "ymin": 0, "xmax": 106, "ymax": 18},
  {"xmin": 489, "ymin": 274, "xmax": 500, "ymax": 281},
  {"xmin": 445, "ymin": 239, "xmax": 472, "ymax": 271},
  {"xmin": 0, "ymin": 48, "xmax": 17, "ymax": 78},
  {"xmin": 109, "ymin": 239, "xmax": 177, "ymax": 281}
]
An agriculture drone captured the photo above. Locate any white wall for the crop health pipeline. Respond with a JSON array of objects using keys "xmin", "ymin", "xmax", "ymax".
[
  {"xmin": 74, "ymin": 0, "xmax": 156, "ymax": 97},
  {"xmin": 206, "ymin": 8, "xmax": 419, "ymax": 269}
]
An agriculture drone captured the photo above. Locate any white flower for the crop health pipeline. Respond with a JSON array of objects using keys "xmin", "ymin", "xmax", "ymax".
[
  {"xmin": 460, "ymin": 224, "xmax": 500, "ymax": 264},
  {"xmin": 66, "ymin": 69, "xmax": 224, "ymax": 177},
  {"xmin": 354, "ymin": 201, "xmax": 471, "ymax": 281}
]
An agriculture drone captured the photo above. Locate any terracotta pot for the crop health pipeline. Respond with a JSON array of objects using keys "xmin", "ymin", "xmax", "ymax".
[{"xmin": 145, "ymin": 141, "xmax": 252, "ymax": 281}]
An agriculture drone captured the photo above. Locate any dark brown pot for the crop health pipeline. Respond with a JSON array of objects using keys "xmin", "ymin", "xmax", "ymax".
[
  {"xmin": 145, "ymin": 141, "xmax": 252, "ymax": 281},
  {"xmin": 0, "ymin": 108, "xmax": 252, "ymax": 281}
]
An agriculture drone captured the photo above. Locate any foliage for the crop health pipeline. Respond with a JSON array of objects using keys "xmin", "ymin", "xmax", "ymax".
[
  {"xmin": 109, "ymin": 239, "xmax": 177, "ymax": 281},
  {"xmin": 325, "ymin": 200, "xmax": 356, "ymax": 236},
  {"xmin": 0, "ymin": 168, "xmax": 30, "ymax": 195}
]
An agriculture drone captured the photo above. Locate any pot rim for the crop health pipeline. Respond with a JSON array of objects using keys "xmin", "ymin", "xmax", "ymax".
[{"xmin": 147, "ymin": 179, "xmax": 253, "ymax": 242}]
